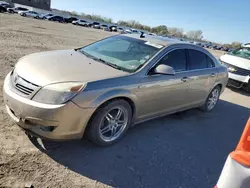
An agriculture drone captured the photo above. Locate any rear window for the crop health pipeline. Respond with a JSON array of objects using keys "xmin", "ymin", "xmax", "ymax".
[{"xmin": 19, "ymin": 8, "xmax": 27, "ymax": 10}]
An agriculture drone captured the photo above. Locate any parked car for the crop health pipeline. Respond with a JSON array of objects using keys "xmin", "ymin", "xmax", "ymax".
[
  {"xmin": 220, "ymin": 47, "xmax": 250, "ymax": 92},
  {"xmin": 100, "ymin": 24, "xmax": 108, "ymax": 30},
  {"xmin": 19, "ymin": 10, "xmax": 40, "ymax": 18},
  {"xmin": 47, "ymin": 15, "xmax": 65, "ymax": 23},
  {"xmin": 39, "ymin": 13, "xmax": 53, "ymax": 19},
  {"xmin": 72, "ymin": 19, "xmax": 90, "ymax": 26},
  {"xmin": 91, "ymin": 22, "xmax": 101, "ymax": 29},
  {"xmin": 7, "ymin": 7, "xmax": 28, "ymax": 14},
  {"xmin": 210, "ymin": 45, "xmax": 218, "ymax": 50},
  {"xmin": 216, "ymin": 46, "xmax": 223, "ymax": 50},
  {"xmin": 0, "ymin": 5, "xmax": 7, "ymax": 13},
  {"xmin": 64, "ymin": 16, "xmax": 78, "ymax": 23},
  {"xmin": 221, "ymin": 46, "xmax": 229, "ymax": 52},
  {"xmin": 109, "ymin": 25, "xmax": 117, "ymax": 32},
  {"xmin": 3, "ymin": 34, "xmax": 228, "ymax": 146},
  {"xmin": 124, "ymin": 29, "xmax": 132, "ymax": 34},
  {"xmin": 0, "ymin": 1, "xmax": 11, "ymax": 8}
]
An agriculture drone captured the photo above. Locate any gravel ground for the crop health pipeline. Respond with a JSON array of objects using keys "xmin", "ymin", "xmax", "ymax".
[{"xmin": 0, "ymin": 13, "xmax": 249, "ymax": 188}]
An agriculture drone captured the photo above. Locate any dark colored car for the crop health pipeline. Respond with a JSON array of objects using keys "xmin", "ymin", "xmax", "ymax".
[
  {"xmin": 64, "ymin": 17, "xmax": 78, "ymax": 23},
  {"xmin": 216, "ymin": 46, "xmax": 223, "ymax": 50},
  {"xmin": 109, "ymin": 25, "xmax": 117, "ymax": 32},
  {"xmin": 221, "ymin": 47, "xmax": 229, "ymax": 51},
  {"xmin": 0, "ymin": 5, "xmax": 7, "ymax": 13},
  {"xmin": 48, "ymin": 16, "xmax": 65, "ymax": 23}
]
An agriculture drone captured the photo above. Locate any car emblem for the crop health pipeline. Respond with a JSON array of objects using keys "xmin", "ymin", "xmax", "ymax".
[{"xmin": 228, "ymin": 67, "xmax": 236, "ymax": 72}]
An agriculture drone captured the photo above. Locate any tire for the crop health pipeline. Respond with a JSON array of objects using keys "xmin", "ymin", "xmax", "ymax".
[
  {"xmin": 244, "ymin": 81, "xmax": 250, "ymax": 93},
  {"xmin": 23, "ymin": 13, "xmax": 26, "ymax": 17},
  {"xmin": 200, "ymin": 86, "xmax": 221, "ymax": 112},
  {"xmin": 86, "ymin": 99, "xmax": 132, "ymax": 146}
]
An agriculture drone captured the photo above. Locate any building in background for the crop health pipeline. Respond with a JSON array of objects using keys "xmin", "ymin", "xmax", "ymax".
[{"xmin": 10, "ymin": 0, "xmax": 50, "ymax": 10}]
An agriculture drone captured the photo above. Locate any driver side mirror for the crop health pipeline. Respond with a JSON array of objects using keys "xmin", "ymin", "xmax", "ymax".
[{"xmin": 154, "ymin": 64, "xmax": 175, "ymax": 75}]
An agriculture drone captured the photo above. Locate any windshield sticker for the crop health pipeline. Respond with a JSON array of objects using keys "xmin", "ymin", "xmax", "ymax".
[{"xmin": 145, "ymin": 41, "xmax": 163, "ymax": 49}]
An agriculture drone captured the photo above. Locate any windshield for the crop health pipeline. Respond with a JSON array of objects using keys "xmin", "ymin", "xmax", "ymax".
[
  {"xmin": 230, "ymin": 47, "xmax": 250, "ymax": 60},
  {"xmin": 79, "ymin": 36, "xmax": 163, "ymax": 72}
]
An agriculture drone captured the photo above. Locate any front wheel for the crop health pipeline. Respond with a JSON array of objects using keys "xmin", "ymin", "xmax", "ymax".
[
  {"xmin": 22, "ymin": 13, "xmax": 26, "ymax": 17},
  {"xmin": 244, "ymin": 81, "xmax": 250, "ymax": 93},
  {"xmin": 86, "ymin": 100, "xmax": 132, "ymax": 146},
  {"xmin": 200, "ymin": 86, "xmax": 221, "ymax": 112}
]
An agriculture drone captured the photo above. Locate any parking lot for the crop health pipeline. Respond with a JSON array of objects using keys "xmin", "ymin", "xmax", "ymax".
[{"xmin": 0, "ymin": 14, "xmax": 250, "ymax": 188}]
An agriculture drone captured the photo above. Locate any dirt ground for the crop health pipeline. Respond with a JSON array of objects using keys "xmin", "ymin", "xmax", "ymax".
[{"xmin": 0, "ymin": 14, "xmax": 249, "ymax": 188}]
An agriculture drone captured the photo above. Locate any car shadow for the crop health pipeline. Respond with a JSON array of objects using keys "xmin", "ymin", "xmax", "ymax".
[
  {"xmin": 227, "ymin": 86, "xmax": 250, "ymax": 96},
  {"xmin": 30, "ymin": 99, "xmax": 250, "ymax": 188}
]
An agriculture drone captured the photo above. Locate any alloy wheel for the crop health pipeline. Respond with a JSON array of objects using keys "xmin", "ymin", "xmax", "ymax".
[
  {"xmin": 99, "ymin": 106, "xmax": 128, "ymax": 142},
  {"xmin": 207, "ymin": 88, "xmax": 219, "ymax": 110}
]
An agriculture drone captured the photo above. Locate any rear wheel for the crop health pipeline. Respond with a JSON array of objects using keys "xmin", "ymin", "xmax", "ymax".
[
  {"xmin": 86, "ymin": 100, "xmax": 132, "ymax": 146},
  {"xmin": 22, "ymin": 13, "xmax": 26, "ymax": 17},
  {"xmin": 200, "ymin": 86, "xmax": 221, "ymax": 112}
]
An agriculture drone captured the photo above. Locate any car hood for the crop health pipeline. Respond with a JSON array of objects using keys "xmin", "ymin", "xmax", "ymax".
[
  {"xmin": 15, "ymin": 50, "xmax": 128, "ymax": 86},
  {"xmin": 220, "ymin": 54, "xmax": 250, "ymax": 70}
]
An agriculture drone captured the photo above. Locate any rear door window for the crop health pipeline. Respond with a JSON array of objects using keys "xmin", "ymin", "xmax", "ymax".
[{"xmin": 187, "ymin": 49, "xmax": 214, "ymax": 70}]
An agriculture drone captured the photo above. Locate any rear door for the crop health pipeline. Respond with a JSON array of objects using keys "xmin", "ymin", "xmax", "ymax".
[{"xmin": 186, "ymin": 49, "xmax": 218, "ymax": 105}]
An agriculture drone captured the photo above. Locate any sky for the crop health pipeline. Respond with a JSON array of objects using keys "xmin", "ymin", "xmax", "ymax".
[{"xmin": 51, "ymin": 0, "xmax": 249, "ymax": 44}]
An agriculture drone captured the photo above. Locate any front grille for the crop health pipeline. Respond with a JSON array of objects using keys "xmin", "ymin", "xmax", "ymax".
[
  {"xmin": 222, "ymin": 61, "xmax": 250, "ymax": 76},
  {"xmin": 11, "ymin": 71, "xmax": 39, "ymax": 97},
  {"xmin": 15, "ymin": 83, "xmax": 34, "ymax": 95}
]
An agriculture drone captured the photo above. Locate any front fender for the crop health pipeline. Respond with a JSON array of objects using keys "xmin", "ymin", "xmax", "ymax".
[{"xmin": 91, "ymin": 89, "xmax": 139, "ymax": 109}]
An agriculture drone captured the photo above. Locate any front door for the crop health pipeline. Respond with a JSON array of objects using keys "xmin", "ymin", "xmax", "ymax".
[{"xmin": 135, "ymin": 49, "xmax": 191, "ymax": 120}]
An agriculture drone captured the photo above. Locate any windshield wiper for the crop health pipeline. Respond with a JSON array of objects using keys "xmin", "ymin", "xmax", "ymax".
[
  {"xmin": 77, "ymin": 50, "xmax": 126, "ymax": 71},
  {"xmin": 99, "ymin": 59, "xmax": 125, "ymax": 71}
]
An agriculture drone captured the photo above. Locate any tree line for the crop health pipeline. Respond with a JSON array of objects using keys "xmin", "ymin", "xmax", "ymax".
[{"xmin": 54, "ymin": 9, "xmax": 242, "ymax": 49}]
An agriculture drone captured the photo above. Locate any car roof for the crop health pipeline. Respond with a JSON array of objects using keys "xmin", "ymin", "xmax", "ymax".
[{"xmin": 122, "ymin": 34, "xmax": 188, "ymax": 47}]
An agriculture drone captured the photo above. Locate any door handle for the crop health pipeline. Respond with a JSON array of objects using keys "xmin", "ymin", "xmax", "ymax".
[
  {"xmin": 210, "ymin": 73, "xmax": 216, "ymax": 77},
  {"xmin": 181, "ymin": 77, "xmax": 190, "ymax": 82}
]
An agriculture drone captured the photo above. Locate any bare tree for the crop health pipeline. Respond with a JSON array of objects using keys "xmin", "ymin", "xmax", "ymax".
[
  {"xmin": 168, "ymin": 27, "xmax": 184, "ymax": 37},
  {"xmin": 186, "ymin": 30, "xmax": 203, "ymax": 40}
]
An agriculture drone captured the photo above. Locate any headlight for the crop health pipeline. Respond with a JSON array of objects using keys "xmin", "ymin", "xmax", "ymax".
[{"xmin": 32, "ymin": 82, "xmax": 86, "ymax": 104}]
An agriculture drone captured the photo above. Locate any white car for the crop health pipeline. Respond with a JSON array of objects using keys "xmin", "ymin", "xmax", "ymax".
[
  {"xmin": 72, "ymin": 19, "xmax": 89, "ymax": 27},
  {"xmin": 19, "ymin": 11, "xmax": 40, "ymax": 18},
  {"xmin": 220, "ymin": 46, "xmax": 250, "ymax": 92},
  {"xmin": 39, "ymin": 13, "xmax": 54, "ymax": 19},
  {"xmin": 7, "ymin": 7, "xmax": 28, "ymax": 13}
]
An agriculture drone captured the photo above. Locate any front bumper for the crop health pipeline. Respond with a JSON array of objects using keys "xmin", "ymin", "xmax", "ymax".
[
  {"xmin": 3, "ymin": 73, "xmax": 96, "ymax": 140},
  {"xmin": 228, "ymin": 72, "xmax": 250, "ymax": 88}
]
